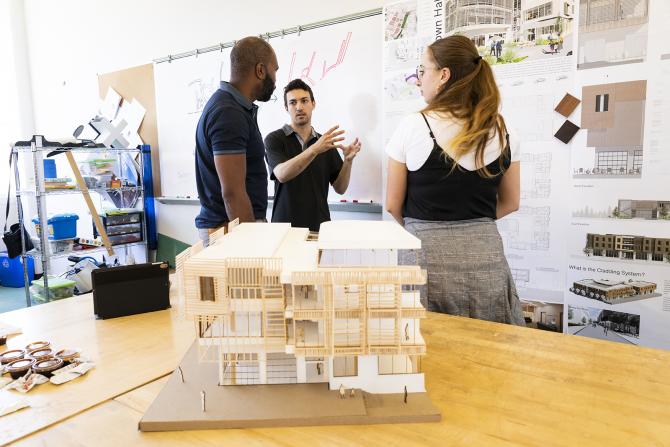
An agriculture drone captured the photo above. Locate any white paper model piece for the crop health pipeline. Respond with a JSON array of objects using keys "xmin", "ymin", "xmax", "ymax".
[
  {"xmin": 140, "ymin": 220, "xmax": 440, "ymax": 430},
  {"xmin": 99, "ymin": 86, "xmax": 121, "ymax": 121}
]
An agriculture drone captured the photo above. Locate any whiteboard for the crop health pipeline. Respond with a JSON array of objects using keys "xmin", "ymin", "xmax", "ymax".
[{"xmin": 154, "ymin": 15, "xmax": 383, "ymax": 203}]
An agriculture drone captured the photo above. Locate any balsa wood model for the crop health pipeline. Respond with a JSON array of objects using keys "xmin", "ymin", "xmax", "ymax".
[{"xmin": 140, "ymin": 220, "xmax": 440, "ymax": 430}]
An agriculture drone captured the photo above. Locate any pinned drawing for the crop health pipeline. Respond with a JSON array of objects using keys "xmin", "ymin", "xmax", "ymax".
[
  {"xmin": 384, "ymin": 1, "xmax": 418, "ymax": 41},
  {"xmin": 574, "ymin": 80, "xmax": 647, "ymax": 178},
  {"xmin": 577, "ymin": 0, "xmax": 649, "ymax": 69}
]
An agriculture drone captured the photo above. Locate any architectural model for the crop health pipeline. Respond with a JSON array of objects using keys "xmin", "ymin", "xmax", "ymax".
[{"xmin": 140, "ymin": 220, "xmax": 440, "ymax": 430}]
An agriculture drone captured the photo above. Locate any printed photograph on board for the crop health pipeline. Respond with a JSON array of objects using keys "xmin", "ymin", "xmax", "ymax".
[
  {"xmin": 521, "ymin": 300, "xmax": 564, "ymax": 332},
  {"xmin": 569, "ymin": 277, "xmax": 660, "ymax": 305},
  {"xmin": 444, "ymin": 1, "xmax": 576, "ymax": 66},
  {"xmin": 577, "ymin": 0, "xmax": 649, "ymax": 70},
  {"xmin": 568, "ymin": 305, "xmax": 640, "ymax": 345}
]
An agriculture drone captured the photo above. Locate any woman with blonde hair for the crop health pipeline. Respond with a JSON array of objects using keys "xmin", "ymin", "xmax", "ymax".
[{"xmin": 385, "ymin": 35, "xmax": 525, "ymax": 325}]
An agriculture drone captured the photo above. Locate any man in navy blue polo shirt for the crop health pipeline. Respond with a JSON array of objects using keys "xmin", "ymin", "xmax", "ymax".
[
  {"xmin": 194, "ymin": 36, "xmax": 278, "ymax": 244},
  {"xmin": 264, "ymin": 79, "xmax": 361, "ymax": 232}
]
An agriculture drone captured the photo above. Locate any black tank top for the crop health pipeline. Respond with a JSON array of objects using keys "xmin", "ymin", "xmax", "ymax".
[{"xmin": 402, "ymin": 113, "xmax": 511, "ymax": 221}]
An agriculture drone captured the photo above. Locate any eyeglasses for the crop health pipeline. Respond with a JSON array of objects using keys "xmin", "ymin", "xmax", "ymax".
[{"xmin": 416, "ymin": 64, "xmax": 441, "ymax": 79}]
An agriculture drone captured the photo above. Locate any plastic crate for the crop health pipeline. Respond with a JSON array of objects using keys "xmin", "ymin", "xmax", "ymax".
[
  {"xmin": 30, "ymin": 237, "xmax": 75, "ymax": 255},
  {"xmin": 32, "ymin": 214, "xmax": 79, "ymax": 240},
  {"xmin": 0, "ymin": 252, "xmax": 35, "ymax": 287}
]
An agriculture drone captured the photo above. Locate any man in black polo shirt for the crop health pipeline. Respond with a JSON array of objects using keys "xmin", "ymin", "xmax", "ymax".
[
  {"xmin": 194, "ymin": 36, "xmax": 279, "ymax": 245},
  {"xmin": 264, "ymin": 79, "xmax": 362, "ymax": 232}
]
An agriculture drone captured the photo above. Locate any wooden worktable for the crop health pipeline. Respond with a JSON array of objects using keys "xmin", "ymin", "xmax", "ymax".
[
  {"xmin": 3, "ymin": 295, "xmax": 670, "ymax": 446},
  {"xmin": 0, "ymin": 294, "xmax": 194, "ymax": 446}
]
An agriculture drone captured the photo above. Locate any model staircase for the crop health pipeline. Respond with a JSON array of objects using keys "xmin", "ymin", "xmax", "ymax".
[
  {"xmin": 264, "ymin": 310, "xmax": 286, "ymax": 338},
  {"xmin": 262, "ymin": 283, "xmax": 284, "ymax": 300},
  {"xmin": 262, "ymin": 282, "xmax": 286, "ymax": 341}
]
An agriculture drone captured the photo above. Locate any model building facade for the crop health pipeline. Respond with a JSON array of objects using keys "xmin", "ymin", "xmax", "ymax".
[{"xmin": 176, "ymin": 221, "xmax": 428, "ymax": 394}]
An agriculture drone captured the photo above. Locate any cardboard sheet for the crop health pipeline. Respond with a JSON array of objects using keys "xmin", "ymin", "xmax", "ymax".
[{"xmin": 140, "ymin": 342, "xmax": 440, "ymax": 431}]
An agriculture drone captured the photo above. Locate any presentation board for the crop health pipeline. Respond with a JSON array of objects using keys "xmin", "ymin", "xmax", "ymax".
[
  {"xmin": 383, "ymin": 0, "xmax": 670, "ymax": 350},
  {"xmin": 154, "ymin": 14, "xmax": 383, "ymax": 203}
]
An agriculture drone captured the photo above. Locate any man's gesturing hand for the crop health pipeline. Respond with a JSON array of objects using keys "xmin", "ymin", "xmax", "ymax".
[
  {"xmin": 310, "ymin": 125, "xmax": 345, "ymax": 155},
  {"xmin": 342, "ymin": 138, "xmax": 361, "ymax": 162}
]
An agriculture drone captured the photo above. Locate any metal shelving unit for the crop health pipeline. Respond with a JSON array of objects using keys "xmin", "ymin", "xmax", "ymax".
[
  {"xmin": 11, "ymin": 136, "xmax": 149, "ymax": 307},
  {"xmin": 19, "ymin": 185, "xmax": 144, "ymax": 196}
]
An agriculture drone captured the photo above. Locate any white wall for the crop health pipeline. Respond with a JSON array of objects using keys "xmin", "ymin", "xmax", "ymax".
[
  {"xmin": 157, "ymin": 201, "xmax": 381, "ymax": 245},
  {"xmin": 22, "ymin": 0, "xmax": 386, "ymax": 245},
  {"xmin": 1, "ymin": 0, "xmax": 36, "ymax": 252}
]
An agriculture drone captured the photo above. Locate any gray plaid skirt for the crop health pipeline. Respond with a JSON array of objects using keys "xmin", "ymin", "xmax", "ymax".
[{"xmin": 400, "ymin": 217, "xmax": 525, "ymax": 326}]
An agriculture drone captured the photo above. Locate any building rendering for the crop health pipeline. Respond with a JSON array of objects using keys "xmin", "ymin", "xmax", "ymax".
[
  {"xmin": 578, "ymin": 0, "xmax": 649, "ymax": 69},
  {"xmin": 579, "ymin": 80, "xmax": 646, "ymax": 177},
  {"xmin": 176, "ymin": 220, "xmax": 428, "ymax": 393},
  {"xmin": 519, "ymin": 0, "xmax": 574, "ymax": 42},
  {"xmin": 571, "ymin": 278, "xmax": 657, "ymax": 304},
  {"xmin": 617, "ymin": 199, "xmax": 670, "ymax": 219},
  {"xmin": 444, "ymin": 1, "xmax": 574, "ymax": 48},
  {"xmin": 585, "ymin": 233, "xmax": 670, "ymax": 262},
  {"xmin": 444, "ymin": 0, "xmax": 516, "ymax": 46}
]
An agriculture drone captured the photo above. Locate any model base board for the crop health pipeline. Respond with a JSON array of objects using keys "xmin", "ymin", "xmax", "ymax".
[{"xmin": 139, "ymin": 342, "xmax": 441, "ymax": 431}]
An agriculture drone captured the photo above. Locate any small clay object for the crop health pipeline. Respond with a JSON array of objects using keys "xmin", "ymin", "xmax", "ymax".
[
  {"xmin": 28, "ymin": 348, "xmax": 53, "ymax": 362},
  {"xmin": 6, "ymin": 358, "xmax": 35, "ymax": 380},
  {"xmin": 0, "ymin": 335, "xmax": 6, "ymax": 346},
  {"xmin": 25, "ymin": 341, "xmax": 50, "ymax": 352},
  {"xmin": 32, "ymin": 358, "xmax": 64, "ymax": 378},
  {"xmin": 55, "ymin": 349, "xmax": 80, "ymax": 366},
  {"xmin": 0, "ymin": 349, "xmax": 25, "ymax": 365}
]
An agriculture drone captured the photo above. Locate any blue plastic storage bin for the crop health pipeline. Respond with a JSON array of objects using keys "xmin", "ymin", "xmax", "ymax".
[
  {"xmin": 43, "ymin": 159, "xmax": 57, "ymax": 179},
  {"xmin": 0, "ymin": 252, "xmax": 35, "ymax": 287},
  {"xmin": 32, "ymin": 213, "xmax": 79, "ymax": 240}
]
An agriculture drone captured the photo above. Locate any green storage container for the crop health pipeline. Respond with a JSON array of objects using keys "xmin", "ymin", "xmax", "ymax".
[{"xmin": 30, "ymin": 277, "xmax": 76, "ymax": 303}]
